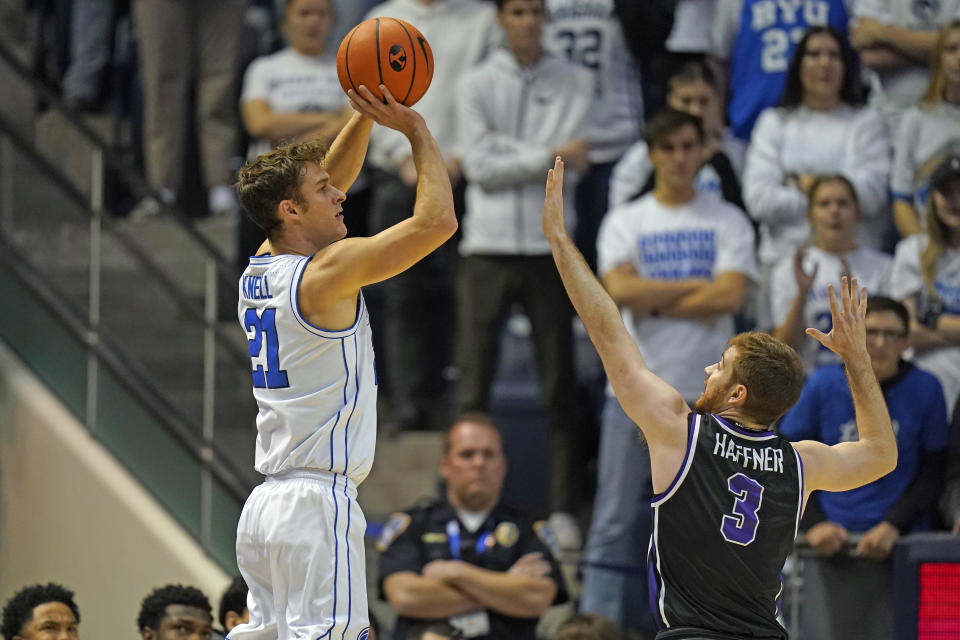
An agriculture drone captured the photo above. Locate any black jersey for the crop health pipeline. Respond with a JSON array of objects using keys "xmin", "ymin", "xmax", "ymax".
[{"xmin": 648, "ymin": 413, "xmax": 804, "ymax": 640}]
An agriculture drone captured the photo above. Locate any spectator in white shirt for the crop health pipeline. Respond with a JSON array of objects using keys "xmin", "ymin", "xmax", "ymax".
[
  {"xmin": 769, "ymin": 175, "xmax": 892, "ymax": 373},
  {"xmin": 891, "ymin": 19, "xmax": 960, "ymax": 237},
  {"xmin": 743, "ymin": 26, "xmax": 891, "ymax": 274}
]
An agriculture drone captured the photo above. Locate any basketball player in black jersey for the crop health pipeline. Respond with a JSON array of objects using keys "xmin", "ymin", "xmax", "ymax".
[{"xmin": 542, "ymin": 157, "xmax": 898, "ymax": 640}]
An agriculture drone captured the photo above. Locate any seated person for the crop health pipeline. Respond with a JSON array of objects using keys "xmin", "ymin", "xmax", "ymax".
[
  {"xmin": 377, "ymin": 413, "xmax": 566, "ymax": 640},
  {"xmin": 137, "ymin": 585, "xmax": 213, "ymax": 640},
  {"xmin": 1, "ymin": 584, "xmax": 79, "ymax": 640},
  {"xmin": 890, "ymin": 154, "xmax": 960, "ymax": 417},
  {"xmin": 217, "ymin": 575, "xmax": 248, "ymax": 634},
  {"xmin": 779, "ymin": 296, "xmax": 949, "ymax": 640}
]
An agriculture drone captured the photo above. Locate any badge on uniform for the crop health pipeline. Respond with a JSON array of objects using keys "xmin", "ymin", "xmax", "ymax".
[
  {"xmin": 533, "ymin": 520, "xmax": 561, "ymax": 559},
  {"xmin": 494, "ymin": 522, "xmax": 519, "ymax": 548},
  {"xmin": 376, "ymin": 512, "xmax": 411, "ymax": 552},
  {"xmin": 449, "ymin": 610, "xmax": 491, "ymax": 637}
]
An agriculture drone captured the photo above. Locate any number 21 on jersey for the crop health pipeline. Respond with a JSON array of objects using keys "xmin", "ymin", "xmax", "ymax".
[
  {"xmin": 244, "ymin": 307, "xmax": 290, "ymax": 389},
  {"xmin": 721, "ymin": 473, "xmax": 764, "ymax": 546}
]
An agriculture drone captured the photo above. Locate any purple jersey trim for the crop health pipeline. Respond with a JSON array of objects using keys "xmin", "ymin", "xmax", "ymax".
[
  {"xmin": 714, "ymin": 414, "xmax": 776, "ymax": 439},
  {"xmin": 651, "ymin": 413, "xmax": 700, "ymax": 505}
]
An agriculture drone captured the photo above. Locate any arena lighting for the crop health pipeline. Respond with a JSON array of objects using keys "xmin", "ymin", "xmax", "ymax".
[{"xmin": 893, "ymin": 533, "xmax": 960, "ymax": 639}]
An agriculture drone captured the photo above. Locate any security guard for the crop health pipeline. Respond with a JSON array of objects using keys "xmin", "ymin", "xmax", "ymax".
[{"xmin": 377, "ymin": 414, "xmax": 567, "ymax": 640}]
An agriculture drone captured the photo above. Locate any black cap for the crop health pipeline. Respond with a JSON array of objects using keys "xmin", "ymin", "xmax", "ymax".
[{"xmin": 930, "ymin": 154, "xmax": 960, "ymax": 191}]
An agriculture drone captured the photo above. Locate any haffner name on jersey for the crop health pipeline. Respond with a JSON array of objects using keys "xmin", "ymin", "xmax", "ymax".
[
  {"xmin": 713, "ymin": 432, "xmax": 785, "ymax": 473},
  {"xmin": 242, "ymin": 275, "xmax": 273, "ymax": 300}
]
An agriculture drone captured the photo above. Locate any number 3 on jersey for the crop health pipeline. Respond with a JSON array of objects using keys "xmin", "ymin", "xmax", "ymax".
[
  {"xmin": 244, "ymin": 307, "xmax": 290, "ymax": 389},
  {"xmin": 721, "ymin": 473, "xmax": 764, "ymax": 546}
]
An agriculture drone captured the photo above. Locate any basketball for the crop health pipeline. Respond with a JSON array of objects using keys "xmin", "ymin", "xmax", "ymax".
[{"xmin": 336, "ymin": 17, "xmax": 434, "ymax": 107}]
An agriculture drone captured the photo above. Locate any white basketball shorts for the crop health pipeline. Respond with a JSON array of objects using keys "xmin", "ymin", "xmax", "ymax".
[{"xmin": 228, "ymin": 470, "xmax": 370, "ymax": 640}]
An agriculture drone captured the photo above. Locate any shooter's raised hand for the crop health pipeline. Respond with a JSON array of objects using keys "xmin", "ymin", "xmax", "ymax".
[
  {"xmin": 806, "ymin": 276, "xmax": 869, "ymax": 362},
  {"xmin": 347, "ymin": 84, "xmax": 425, "ymax": 137}
]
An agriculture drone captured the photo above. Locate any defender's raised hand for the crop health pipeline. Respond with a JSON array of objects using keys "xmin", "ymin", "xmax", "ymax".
[
  {"xmin": 806, "ymin": 276, "xmax": 869, "ymax": 361},
  {"xmin": 542, "ymin": 157, "xmax": 567, "ymax": 242}
]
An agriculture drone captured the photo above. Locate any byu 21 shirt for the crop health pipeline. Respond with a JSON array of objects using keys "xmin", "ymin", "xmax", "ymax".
[{"xmin": 239, "ymin": 253, "xmax": 377, "ymax": 483}]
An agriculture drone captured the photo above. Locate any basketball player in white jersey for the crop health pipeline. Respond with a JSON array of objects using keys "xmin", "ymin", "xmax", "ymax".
[{"xmin": 228, "ymin": 84, "xmax": 456, "ymax": 640}]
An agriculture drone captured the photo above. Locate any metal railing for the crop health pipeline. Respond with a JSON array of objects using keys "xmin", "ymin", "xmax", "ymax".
[{"xmin": 0, "ymin": 37, "xmax": 257, "ymax": 571}]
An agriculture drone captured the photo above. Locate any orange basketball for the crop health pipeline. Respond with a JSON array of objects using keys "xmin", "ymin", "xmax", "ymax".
[{"xmin": 336, "ymin": 17, "xmax": 434, "ymax": 107}]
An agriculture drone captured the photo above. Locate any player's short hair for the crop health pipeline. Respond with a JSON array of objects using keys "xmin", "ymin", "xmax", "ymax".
[
  {"xmin": 236, "ymin": 138, "xmax": 329, "ymax": 238},
  {"xmin": 442, "ymin": 412, "xmax": 501, "ymax": 455},
  {"xmin": 806, "ymin": 174, "xmax": 859, "ymax": 216},
  {"xmin": 217, "ymin": 575, "xmax": 248, "ymax": 629},
  {"xmin": 866, "ymin": 296, "xmax": 910, "ymax": 335},
  {"xmin": 556, "ymin": 612, "xmax": 622, "ymax": 640},
  {"xmin": 137, "ymin": 585, "xmax": 211, "ymax": 632},
  {"xmin": 1, "ymin": 583, "xmax": 79, "ymax": 640},
  {"xmin": 643, "ymin": 108, "xmax": 705, "ymax": 149},
  {"xmin": 727, "ymin": 332, "xmax": 805, "ymax": 425}
]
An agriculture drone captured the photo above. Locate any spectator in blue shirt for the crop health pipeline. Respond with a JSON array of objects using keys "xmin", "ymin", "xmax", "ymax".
[{"xmin": 778, "ymin": 295, "xmax": 948, "ymax": 640}]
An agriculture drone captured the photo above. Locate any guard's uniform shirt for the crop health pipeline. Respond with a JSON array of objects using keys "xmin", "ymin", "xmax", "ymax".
[
  {"xmin": 649, "ymin": 413, "xmax": 803, "ymax": 640},
  {"xmin": 378, "ymin": 498, "xmax": 568, "ymax": 640}
]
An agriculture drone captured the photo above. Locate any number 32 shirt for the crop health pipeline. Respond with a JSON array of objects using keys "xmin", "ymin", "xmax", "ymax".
[
  {"xmin": 238, "ymin": 253, "xmax": 378, "ymax": 483},
  {"xmin": 649, "ymin": 413, "xmax": 802, "ymax": 640}
]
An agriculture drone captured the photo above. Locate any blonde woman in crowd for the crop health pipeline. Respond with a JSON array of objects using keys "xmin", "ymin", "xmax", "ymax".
[
  {"xmin": 890, "ymin": 155, "xmax": 960, "ymax": 415},
  {"xmin": 891, "ymin": 20, "xmax": 960, "ymax": 238}
]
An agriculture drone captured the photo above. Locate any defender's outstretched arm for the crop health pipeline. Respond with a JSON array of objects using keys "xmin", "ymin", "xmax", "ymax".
[
  {"xmin": 542, "ymin": 157, "xmax": 688, "ymax": 451},
  {"xmin": 794, "ymin": 278, "xmax": 898, "ymax": 493}
]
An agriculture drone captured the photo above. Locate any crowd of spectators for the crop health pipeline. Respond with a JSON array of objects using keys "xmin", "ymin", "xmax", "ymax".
[{"xmin": 17, "ymin": 0, "xmax": 960, "ymax": 638}]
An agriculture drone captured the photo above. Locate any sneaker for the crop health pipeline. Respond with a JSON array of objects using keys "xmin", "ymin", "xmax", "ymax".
[
  {"xmin": 548, "ymin": 511, "xmax": 582, "ymax": 552},
  {"xmin": 129, "ymin": 188, "xmax": 175, "ymax": 221}
]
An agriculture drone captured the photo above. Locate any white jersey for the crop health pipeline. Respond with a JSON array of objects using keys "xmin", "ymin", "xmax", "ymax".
[
  {"xmin": 238, "ymin": 254, "xmax": 377, "ymax": 483},
  {"xmin": 544, "ymin": 0, "xmax": 644, "ymax": 163},
  {"xmin": 768, "ymin": 245, "xmax": 892, "ymax": 373}
]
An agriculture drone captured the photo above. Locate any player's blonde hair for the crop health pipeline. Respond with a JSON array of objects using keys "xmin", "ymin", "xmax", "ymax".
[
  {"xmin": 235, "ymin": 139, "xmax": 329, "ymax": 238},
  {"xmin": 921, "ymin": 185, "xmax": 957, "ymax": 298},
  {"xmin": 727, "ymin": 332, "xmax": 804, "ymax": 425},
  {"xmin": 921, "ymin": 20, "xmax": 960, "ymax": 107}
]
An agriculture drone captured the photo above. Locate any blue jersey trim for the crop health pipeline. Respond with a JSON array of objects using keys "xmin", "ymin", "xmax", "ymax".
[
  {"xmin": 329, "ymin": 339, "xmax": 350, "ymax": 472},
  {"xmin": 249, "ymin": 253, "xmax": 281, "ymax": 263},
  {"xmin": 324, "ymin": 474, "xmax": 342, "ymax": 638},
  {"xmin": 343, "ymin": 335, "xmax": 361, "ymax": 476},
  {"xmin": 290, "ymin": 254, "xmax": 365, "ymax": 338},
  {"xmin": 341, "ymin": 480, "xmax": 354, "ymax": 640}
]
